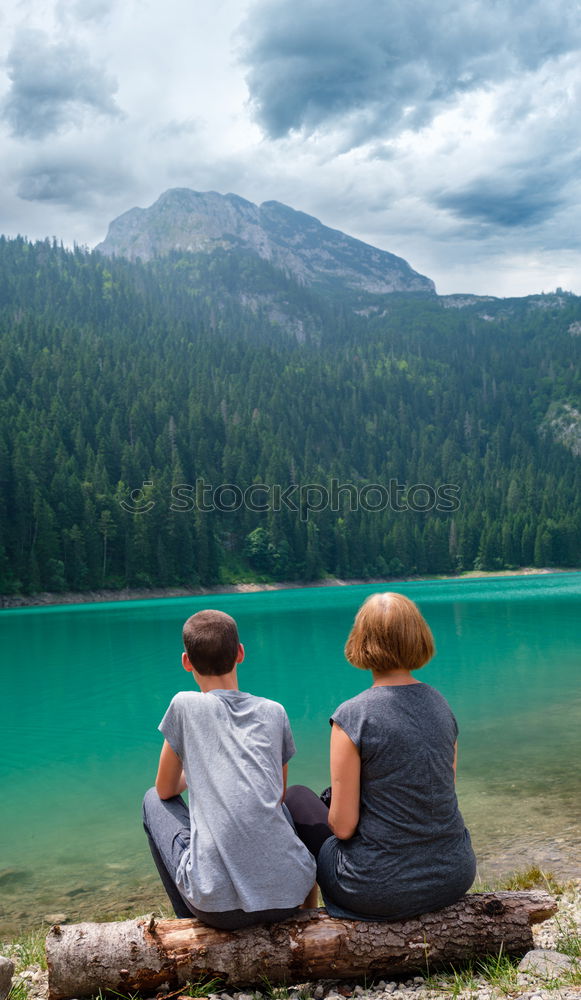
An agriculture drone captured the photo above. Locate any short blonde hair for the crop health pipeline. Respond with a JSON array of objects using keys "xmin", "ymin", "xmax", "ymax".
[{"xmin": 344, "ymin": 592, "xmax": 434, "ymax": 673}]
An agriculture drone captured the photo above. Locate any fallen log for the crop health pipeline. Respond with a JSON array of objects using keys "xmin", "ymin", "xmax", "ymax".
[{"xmin": 46, "ymin": 891, "xmax": 557, "ymax": 1000}]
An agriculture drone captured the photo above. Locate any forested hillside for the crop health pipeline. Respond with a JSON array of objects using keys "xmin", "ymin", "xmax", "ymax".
[{"xmin": 0, "ymin": 235, "xmax": 579, "ymax": 595}]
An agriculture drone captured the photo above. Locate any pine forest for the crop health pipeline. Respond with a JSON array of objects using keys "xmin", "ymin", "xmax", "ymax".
[{"xmin": 0, "ymin": 235, "xmax": 579, "ymax": 596}]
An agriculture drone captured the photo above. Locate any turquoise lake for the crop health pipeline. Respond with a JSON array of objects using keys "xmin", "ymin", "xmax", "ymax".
[{"xmin": 1, "ymin": 573, "xmax": 580, "ymax": 934}]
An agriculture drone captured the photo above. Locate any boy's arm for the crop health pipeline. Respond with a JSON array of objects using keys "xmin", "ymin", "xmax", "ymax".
[
  {"xmin": 282, "ymin": 763, "xmax": 288, "ymax": 801},
  {"xmin": 156, "ymin": 739, "xmax": 187, "ymax": 799}
]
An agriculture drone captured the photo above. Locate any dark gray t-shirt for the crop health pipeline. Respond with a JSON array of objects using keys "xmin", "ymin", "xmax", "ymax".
[
  {"xmin": 160, "ymin": 689, "xmax": 316, "ymax": 912},
  {"xmin": 317, "ymin": 683, "xmax": 476, "ymax": 919}
]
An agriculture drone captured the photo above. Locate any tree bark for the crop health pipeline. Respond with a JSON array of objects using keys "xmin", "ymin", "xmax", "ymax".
[{"xmin": 46, "ymin": 891, "xmax": 557, "ymax": 1000}]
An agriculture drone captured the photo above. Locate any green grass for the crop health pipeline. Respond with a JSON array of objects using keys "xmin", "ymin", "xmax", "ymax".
[
  {"xmin": 1, "ymin": 927, "xmax": 46, "ymax": 972},
  {"xmin": 550, "ymin": 911, "xmax": 581, "ymax": 985},
  {"xmin": 495, "ymin": 865, "xmax": 568, "ymax": 895},
  {"xmin": 424, "ymin": 945, "xmax": 518, "ymax": 997},
  {"xmin": 93, "ymin": 989, "xmax": 141, "ymax": 1000},
  {"xmin": 258, "ymin": 973, "xmax": 313, "ymax": 1000},
  {"xmin": 426, "ymin": 939, "xmax": 581, "ymax": 996},
  {"xmin": 90, "ymin": 975, "xmax": 232, "ymax": 1000},
  {"xmin": 475, "ymin": 947, "xmax": 519, "ymax": 994},
  {"xmin": 425, "ymin": 952, "xmax": 518, "ymax": 997},
  {"xmin": 260, "ymin": 987, "xmax": 311, "ymax": 1000},
  {"xmin": 259, "ymin": 975, "xmax": 289, "ymax": 999},
  {"xmin": 555, "ymin": 916, "xmax": 581, "ymax": 960},
  {"xmin": 425, "ymin": 965, "xmax": 480, "ymax": 998},
  {"xmin": 471, "ymin": 863, "xmax": 570, "ymax": 895},
  {"xmin": 3, "ymin": 928, "xmax": 47, "ymax": 1000},
  {"xmin": 7, "ymin": 982, "xmax": 30, "ymax": 1000},
  {"xmin": 182, "ymin": 977, "xmax": 225, "ymax": 997}
]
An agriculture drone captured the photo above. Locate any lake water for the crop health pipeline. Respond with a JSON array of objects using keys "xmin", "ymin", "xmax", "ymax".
[{"xmin": 1, "ymin": 573, "xmax": 580, "ymax": 935}]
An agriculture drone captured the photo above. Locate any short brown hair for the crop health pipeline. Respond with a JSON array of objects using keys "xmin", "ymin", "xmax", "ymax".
[
  {"xmin": 344, "ymin": 592, "xmax": 434, "ymax": 674},
  {"xmin": 182, "ymin": 609, "xmax": 240, "ymax": 676}
]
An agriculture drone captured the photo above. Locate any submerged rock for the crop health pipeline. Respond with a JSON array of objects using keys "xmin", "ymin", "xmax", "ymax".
[{"xmin": 0, "ymin": 868, "xmax": 27, "ymax": 885}]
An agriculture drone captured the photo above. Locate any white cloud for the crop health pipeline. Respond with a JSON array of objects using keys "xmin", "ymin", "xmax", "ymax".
[{"xmin": 0, "ymin": 0, "xmax": 580, "ymax": 295}]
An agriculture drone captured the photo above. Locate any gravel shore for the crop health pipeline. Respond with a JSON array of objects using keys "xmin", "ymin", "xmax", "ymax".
[{"xmin": 6, "ymin": 882, "xmax": 580, "ymax": 1000}]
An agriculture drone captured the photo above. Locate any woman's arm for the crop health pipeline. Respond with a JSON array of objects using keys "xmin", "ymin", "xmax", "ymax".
[
  {"xmin": 328, "ymin": 722, "xmax": 361, "ymax": 839},
  {"xmin": 155, "ymin": 739, "xmax": 187, "ymax": 799}
]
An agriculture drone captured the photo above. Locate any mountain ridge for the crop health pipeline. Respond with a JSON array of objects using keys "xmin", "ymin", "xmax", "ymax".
[{"xmin": 95, "ymin": 188, "xmax": 436, "ymax": 296}]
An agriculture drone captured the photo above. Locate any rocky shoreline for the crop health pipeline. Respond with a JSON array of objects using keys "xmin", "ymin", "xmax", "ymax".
[
  {"xmin": 0, "ymin": 568, "xmax": 570, "ymax": 611},
  {"xmin": 3, "ymin": 882, "xmax": 580, "ymax": 1000}
]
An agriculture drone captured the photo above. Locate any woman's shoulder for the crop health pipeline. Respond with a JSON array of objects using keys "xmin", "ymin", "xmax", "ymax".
[
  {"xmin": 330, "ymin": 687, "xmax": 377, "ymax": 732},
  {"xmin": 333, "ymin": 682, "xmax": 456, "ymax": 724},
  {"xmin": 414, "ymin": 681, "xmax": 454, "ymax": 709},
  {"xmin": 329, "ymin": 689, "xmax": 373, "ymax": 748},
  {"xmin": 332, "ymin": 682, "xmax": 455, "ymax": 713},
  {"xmin": 411, "ymin": 682, "xmax": 459, "ymax": 735}
]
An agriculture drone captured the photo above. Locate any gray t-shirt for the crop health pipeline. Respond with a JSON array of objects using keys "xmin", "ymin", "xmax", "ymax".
[
  {"xmin": 317, "ymin": 683, "xmax": 476, "ymax": 920},
  {"xmin": 159, "ymin": 689, "xmax": 316, "ymax": 912}
]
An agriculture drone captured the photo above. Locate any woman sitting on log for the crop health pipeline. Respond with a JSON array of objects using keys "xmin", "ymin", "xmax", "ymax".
[{"xmin": 285, "ymin": 592, "xmax": 476, "ymax": 920}]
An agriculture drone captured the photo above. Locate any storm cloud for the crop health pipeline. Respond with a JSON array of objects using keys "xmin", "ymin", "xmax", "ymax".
[
  {"xmin": 3, "ymin": 28, "xmax": 121, "ymax": 139},
  {"xmin": 434, "ymin": 171, "xmax": 569, "ymax": 229},
  {"xmin": 17, "ymin": 156, "xmax": 132, "ymax": 207},
  {"xmin": 242, "ymin": 0, "xmax": 581, "ymax": 144}
]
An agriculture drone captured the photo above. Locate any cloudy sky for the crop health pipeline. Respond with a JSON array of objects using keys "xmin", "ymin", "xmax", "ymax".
[{"xmin": 1, "ymin": 0, "xmax": 580, "ymax": 296}]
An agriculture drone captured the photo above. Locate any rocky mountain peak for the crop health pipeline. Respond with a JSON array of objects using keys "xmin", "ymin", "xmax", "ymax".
[{"xmin": 95, "ymin": 188, "xmax": 435, "ymax": 295}]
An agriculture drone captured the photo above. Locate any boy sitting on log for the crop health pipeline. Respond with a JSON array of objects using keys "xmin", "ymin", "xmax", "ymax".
[{"xmin": 142, "ymin": 608, "xmax": 316, "ymax": 929}]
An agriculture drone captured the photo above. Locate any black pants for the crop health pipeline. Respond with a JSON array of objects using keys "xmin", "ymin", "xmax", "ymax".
[
  {"xmin": 142, "ymin": 787, "xmax": 298, "ymax": 929},
  {"xmin": 284, "ymin": 784, "xmax": 333, "ymax": 859}
]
